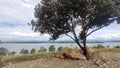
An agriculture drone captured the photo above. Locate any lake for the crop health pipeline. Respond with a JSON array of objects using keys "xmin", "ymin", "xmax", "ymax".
[{"xmin": 0, "ymin": 42, "xmax": 120, "ymax": 54}]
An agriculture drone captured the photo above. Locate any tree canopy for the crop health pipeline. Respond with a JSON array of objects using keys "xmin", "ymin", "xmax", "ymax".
[
  {"xmin": 0, "ymin": 47, "xmax": 8, "ymax": 56},
  {"xmin": 30, "ymin": 0, "xmax": 120, "ymax": 60},
  {"xmin": 31, "ymin": 0, "xmax": 120, "ymax": 40}
]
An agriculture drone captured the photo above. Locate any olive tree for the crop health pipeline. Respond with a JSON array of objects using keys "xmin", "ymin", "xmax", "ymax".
[{"xmin": 30, "ymin": 0, "xmax": 120, "ymax": 60}]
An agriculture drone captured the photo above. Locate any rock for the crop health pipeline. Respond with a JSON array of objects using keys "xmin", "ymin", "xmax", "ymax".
[
  {"xmin": 113, "ymin": 58, "xmax": 118, "ymax": 61},
  {"xmin": 80, "ymin": 67, "xmax": 84, "ymax": 68},
  {"xmin": 59, "ymin": 48, "xmax": 95, "ymax": 60},
  {"xmin": 59, "ymin": 49, "xmax": 86, "ymax": 60},
  {"xmin": 103, "ymin": 63, "xmax": 107, "ymax": 68}
]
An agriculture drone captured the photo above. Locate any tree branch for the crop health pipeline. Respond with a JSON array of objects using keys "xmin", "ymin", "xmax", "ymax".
[
  {"xmin": 65, "ymin": 34, "xmax": 76, "ymax": 41},
  {"xmin": 86, "ymin": 26, "xmax": 104, "ymax": 37}
]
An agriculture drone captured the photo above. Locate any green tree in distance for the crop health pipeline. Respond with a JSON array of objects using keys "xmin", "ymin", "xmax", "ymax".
[
  {"xmin": 38, "ymin": 46, "xmax": 47, "ymax": 52},
  {"xmin": 58, "ymin": 46, "xmax": 69, "ymax": 51},
  {"xmin": 58, "ymin": 46, "xmax": 64, "ymax": 51},
  {"xmin": 0, "ymin": 47, "xmax": 8, "ymax": 56},
  {"xmin": 20, "ymin": 49, "xmax": 29, "ymax": 55},
  {"xmin": 30, "ymin": 0, "xmax": 120, "ymax": 60},
  {"xmin": 30, "ymin": 48, "xmax": 36, "ymax": 54},
  {"xmin": 8, "ymin": 51, "xmax": 16, "ymax": 55},
  {"xmin": 49, "ymin": 45, "xmax": 55, "ymax": 52}
]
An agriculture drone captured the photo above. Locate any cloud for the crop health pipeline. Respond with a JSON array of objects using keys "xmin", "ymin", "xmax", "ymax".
[
  {"xmin": 0, "ymin": 0, "xmax": 120, "ymax": 42},
  {"xmin": 0, "ymin": 0, "xmax": 40, "ymax": 23},
  {"xmin": 12, "ymin": 32, "xmax": 39, "ymax": 37},
  {"xmin": 95, "ymin": 33, "xmax": 120, "ymax": 40}
]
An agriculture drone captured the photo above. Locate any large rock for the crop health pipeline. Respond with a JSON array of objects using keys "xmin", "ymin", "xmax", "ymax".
[
  {"xmin": 59, "ymin": 49, "xmax": 86, "ymax": 60},
  {"xmin": 59, "ymin": 48, "xmax": 95, "ymax": 60}
]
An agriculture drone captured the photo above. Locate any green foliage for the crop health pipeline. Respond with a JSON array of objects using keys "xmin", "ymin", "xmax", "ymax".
[
  {"xmin": 49, "ymin": 45, "xmax": 55, "ymax": 51},
  {"xmin": 73, "ymin": 46, "xmax": 79, "ymax": 50},
  {"xmin": 20, "ymin": 49, "xmax": 29, "ymax": 55},
  {"xmin": 8, "ymin": 51, "xmax": 16, "ymax": 55},
  {"xmin": 57, "ymin": 46, "xmax": 69, "ymax": 51},
  {"xmin": 0, "ymin": 47, "xmax": 8, "ymax": 56},
  {"xmin": 30, "ymin": 48, "xmax": 36, "ymax": 54},
  {"xmin": 38, "ymin": 46, "xmax": 47, "ymax": 52},
  {"xmin": 30, "ymin": 0, "xmax": 120, "ymax": 41},
  {"xmin": 93, "ymin": 44, "xmax": 105, "ymax": 49},
  {"xmin": 58, "ymin": 46, "xmax": 64, "ymax": 51},
  {"xmin": 114, "ymin": 45, "xmax": 120, "ymax": 48}
]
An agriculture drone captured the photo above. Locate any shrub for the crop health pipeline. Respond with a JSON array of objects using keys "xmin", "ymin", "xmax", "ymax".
[
  {"xmin": 30, "ymin": 48, "xmax": 36, "ymax": 54},
  {"xmin": 58, "ymin": 46, "xmax": 64, "ymax": 51},
  {"xmin": 114, "ymin": 45, "xmax": 120, "ymax": 48},
  {"xmin": 38, "ymin": 46, "xmax": 47, "ymax": 53},
  {"xmin": 49, "ymin": 45, "xmax": 55, "ymax": 52},
  {"xmin": 58, "ymin": 46, "xmax": 69, "ymax": 51},
  {"xmin": 20, "ymin": 49, "xmax": 29, "ymax": 55},
  {"xmin": 0, "ymin": 47, "xmax": 9, "ymax": 56},
  {"xmin": 8, "ymin": 51, "xmax": 16, "ymax": 55},
  {"xmin": 93, "ymin": 44, "xmax": 105, "ymax": 49}
]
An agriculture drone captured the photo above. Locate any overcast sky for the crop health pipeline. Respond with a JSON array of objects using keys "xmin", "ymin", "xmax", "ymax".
[{"xmin": 0, "ymin": 0, "xmax": 120, "ymax": 42}]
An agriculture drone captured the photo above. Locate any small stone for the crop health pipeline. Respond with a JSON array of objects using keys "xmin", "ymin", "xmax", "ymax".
[
  {"xmin": 113, "ymin": 58, "xmax": 118, "ymax": 61},
  {"xmin": 103, "ymin": 63, "xmax": 107, "ymax": 67},
  {"xmin": 80, "ymin": 67, "xmax": 84, "ymax": 68}
]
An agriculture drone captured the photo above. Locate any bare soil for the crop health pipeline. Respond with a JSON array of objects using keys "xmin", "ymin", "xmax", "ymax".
[{"xmin": 3, "ymin": 53, "xmax": 120, "ymax": 68}]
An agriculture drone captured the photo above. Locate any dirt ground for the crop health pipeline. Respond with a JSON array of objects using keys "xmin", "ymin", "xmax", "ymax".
[{"xmin": 3, "ymin": 53, "xmax": 120, "ymax": 68}]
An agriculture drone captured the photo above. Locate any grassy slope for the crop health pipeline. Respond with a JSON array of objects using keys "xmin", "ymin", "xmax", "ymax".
[{"xmin": 1, "ymin": 48, "xmax": 120, "ymax": 66}]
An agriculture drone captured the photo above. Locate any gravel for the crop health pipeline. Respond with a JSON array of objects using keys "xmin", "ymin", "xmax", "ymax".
[{"xmin": 3, "ymin": 53, "xmax": 120, "ymax": 68}]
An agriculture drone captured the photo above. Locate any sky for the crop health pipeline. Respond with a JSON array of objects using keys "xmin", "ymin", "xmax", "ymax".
[{"xmin": 0, "ymin": 0, "xmax": 120, "ymax": 42}]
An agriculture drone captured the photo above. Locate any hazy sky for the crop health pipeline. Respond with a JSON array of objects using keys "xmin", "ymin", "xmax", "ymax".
[{"xmin": 0, "ymin": 0, "xmax": 120, "ymax": 42}]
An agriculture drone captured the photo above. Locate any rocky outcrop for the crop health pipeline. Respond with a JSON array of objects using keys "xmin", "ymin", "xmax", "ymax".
[
  {"xmin": 59, "ymin": 49, "xmax": 85, "ymax": 60},
  {"xmin": 59, "ymin": 48, "xmax": 95, "ymax": 60}
]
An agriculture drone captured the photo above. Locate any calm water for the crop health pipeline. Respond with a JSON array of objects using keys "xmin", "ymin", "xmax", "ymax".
[{"xmin": 0, "ymin": 42, "xmax": 120, "ymax": 54}]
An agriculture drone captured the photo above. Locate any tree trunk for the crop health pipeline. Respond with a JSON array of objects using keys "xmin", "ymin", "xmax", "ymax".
[
  {"xmin": 82, "ymin": 36, "xmax": 90, "ymax": 60},
  {"xmin": 75, "ymin": 38, "xmax": 90, "ymax": 60}
]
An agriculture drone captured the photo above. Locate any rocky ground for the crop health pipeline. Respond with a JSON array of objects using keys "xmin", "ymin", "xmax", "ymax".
[{"xmin": 3, "ymin": 53, "xmax": 120, "ymax": 68}]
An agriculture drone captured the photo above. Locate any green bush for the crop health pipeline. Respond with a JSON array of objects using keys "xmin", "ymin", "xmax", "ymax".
[
  {"xmin": 58, "ymin": 46, "xmax": 69, "ymax": 51},
  {"xmin": 38, "ymin": 46, "xmax": 47, "ymax": 53},
  {"xmin": 93, "ymin": 44, "xmax": 105, "ymax": 49},
  {"xmin": 30, "ymin": 48, "xmax": 36, "ymax": 54},
  {"xmin": 114, "ymin": 45, "xmax": 120, "ymax": 48},
  {"xmin": 0, "ymin": 47, "xmax": 8, "ymax": 56},
  {"xmin": 20, "ymin": 49, "xmax": 29, "ymax": 55},
  {"xmin": 58, "ymin": 46, "xmax": 64, "ymax": 51},
  {"xmin": 8, "ymin": 51, "xmax": 16, "ymax": 55},
  {"xmin": 49, "ymin": 45, "xmax": 55, "ymax": 52}
]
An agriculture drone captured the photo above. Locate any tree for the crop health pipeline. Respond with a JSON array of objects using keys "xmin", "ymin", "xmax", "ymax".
[
  {"xmin": 0, "ymin": 47, "xmax": 8, "ymax": 56},
  {"xmin": 38, "ymin": 46, "xmax": 47, "ymax": 52},
  {"xmin": 58, "ymin": 46, "xmax": 64, "ymax": 51},
  {"xmin": 93, "ymin": 44, "xmax": 105, "ymax": 49},
  {"xmin": 49, "ymin": 45, "xmax": 55, "ymax": 51},
  {"xmin": 30, "ymin": 0, "xmax": 120, "ymax": 60},
  {"xmin": 20, "ymin": 49, "xmax": 29, "ymax": 55},
  {"xmin": 114, "ymin": 45, "xmax": 120, "ymax": 48},
  {"xmin": 30, "ymin": 48, "xmax": 36, "ymax": 54},
  {"xmin": 8, "ymin": 51, "xmax": 16, "ymax": 55},
  {"xmin": 58, "ymin": 46, "xmax": 69, "ymax": 51}
]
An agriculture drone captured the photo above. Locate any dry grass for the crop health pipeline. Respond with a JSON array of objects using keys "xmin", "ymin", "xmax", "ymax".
[
  {"xmin": 1, "ymin": 52, "xmax": 60, "ymax": 66},
  {"xmin": 1, "ymin": 48, "xmax": 120, "ymax": 67}
]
